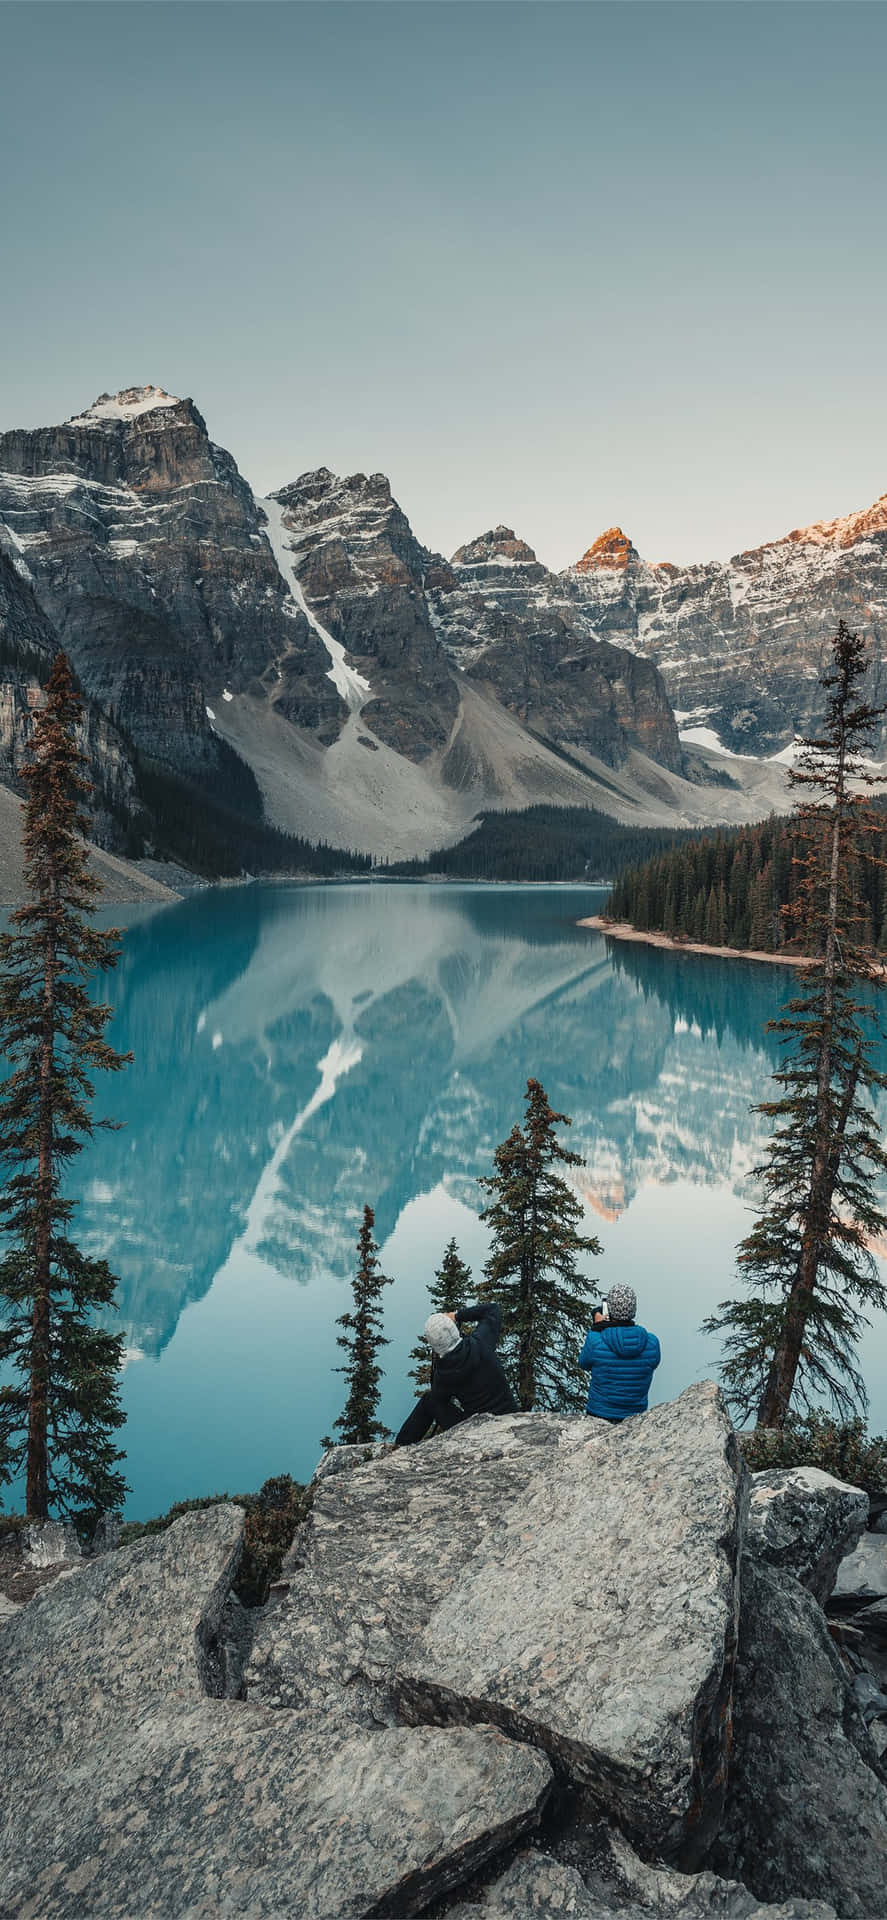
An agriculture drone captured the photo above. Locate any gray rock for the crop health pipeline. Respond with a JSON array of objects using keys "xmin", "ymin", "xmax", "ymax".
[
  {"xmin": 245, "ymin": 1411, "xmax": 580, "ymax": 1728},
  {"xmin": 832, "ymin": 1531, "xmax": 887, "ymax": 1604},
  {"xmin": 745, "ymin": 1466, "xmax": 868, "ymax": 1604},
  {"xmin": 396, "ymin": 1384, "xmax": 746, "ymax": 1868},
  {"xmin": 3, "ymin": 1710, "xmax": 552, "ymax": 1920},
  {"xmin": 0, "ymin": 1503, "xmax": 553, "ymax": 1918},
  {"xmin": 606, "ymin": 1831, "xmax": 838, "ymax": 1917},
  {"xmin": 447, "ymin": 1847, "xmax": 620, "ymax": 1916},
  {"xmin": 714, "ymin": 1559, "xmax": 887, "ymax": 1920},
  {"xmin": 24, "ymin": 1519, "xmax": 81, "ymax": 1568},
  {"xmin": 446, "ymin": 1842, "xmax": 839, "ymax": 1919},
  {"xmin": 852, "ymin": 1670, "xmax": 887, "ymax": 1725}
]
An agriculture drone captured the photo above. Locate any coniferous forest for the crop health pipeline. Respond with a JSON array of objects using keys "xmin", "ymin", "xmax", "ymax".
[
  {"xmin": 393, "ymin": 805, "xmax": 699, "ymax": 884},
  {"xmin": 608, "ymin": 810, "xmax": 887, "ymax": 954}
]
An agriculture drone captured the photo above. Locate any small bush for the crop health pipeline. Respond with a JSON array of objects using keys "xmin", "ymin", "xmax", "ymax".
[{"xmin": 739, "ymin": 1414, "xmax": 887, "ymax": 1494}]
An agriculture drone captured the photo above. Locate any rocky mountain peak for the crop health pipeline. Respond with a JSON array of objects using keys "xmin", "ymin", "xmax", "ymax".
[
  {"xmin": 66, "ymin": 386, "xmax": 183, "ymax": 428},
  {"xmin": 451, "ymin": 526, "xmax": 538, "ymax": 568},
  {"xmin": 574, "ymin": 526, "xmax": 639, "ymax": 572},
  {"xmin": 784, "ymin": 488, "xmax": 887, "ymax": 552}
]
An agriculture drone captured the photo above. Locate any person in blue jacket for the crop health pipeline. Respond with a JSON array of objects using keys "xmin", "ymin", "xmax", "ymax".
[{"xmin": 578, "ymin": 1284, "xmax": 660, "ymax": 1422}]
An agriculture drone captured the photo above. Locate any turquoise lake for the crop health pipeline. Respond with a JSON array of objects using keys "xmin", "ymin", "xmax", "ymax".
[{"xmin": 58, "ymin": 884, "xmax": 887, "ymax": 1515}]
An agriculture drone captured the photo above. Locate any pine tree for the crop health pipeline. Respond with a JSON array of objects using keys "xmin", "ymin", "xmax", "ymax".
[
  {"xmin": 408, "ymin": 1238, "xmax": 472, "ymax": 1391},
  {"xmin": 703, "ymin": 623, "xmax": 887, "ymax": 1427},
  {"xmin": 324, "ymin": 1205, "xmax": 394, "ymax": 1446},
  {"xmin": 479, "ymin": 1079, "xmax": 602, "ymax": 1411},
  {"xmin": 0, "ymin": 654, "xmax": 131, "ymax": 1523}
]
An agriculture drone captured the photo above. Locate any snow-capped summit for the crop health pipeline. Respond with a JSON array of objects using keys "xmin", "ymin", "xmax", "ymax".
[{"xmin": 67, "ymin": 386, "xmax": 182, "ymax": 426}]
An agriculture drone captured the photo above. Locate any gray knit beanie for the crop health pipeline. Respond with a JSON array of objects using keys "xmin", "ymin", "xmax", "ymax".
[
  {"xmin": 424, "ymin": 1312, "xmax": 462, "ymax": 1358},
  {"xmin": 606, "ymin": 1284, "xmax": 637, "ymax": 1324}
]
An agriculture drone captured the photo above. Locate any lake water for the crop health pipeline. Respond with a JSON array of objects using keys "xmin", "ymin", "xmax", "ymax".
[{"xmin": 61, "ymin": 884, "xmax": 887, "ymax": 1515}]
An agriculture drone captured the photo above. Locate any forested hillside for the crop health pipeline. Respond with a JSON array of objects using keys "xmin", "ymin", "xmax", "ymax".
[
  {"xmin": 607, "ymin": 814, "xmax": 887, "ymax": 953},
  {"xmin": 392, "ymin": 805, "xmax": 700, "ymax": 883}
]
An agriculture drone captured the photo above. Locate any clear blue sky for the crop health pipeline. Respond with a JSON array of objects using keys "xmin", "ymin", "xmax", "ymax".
[{"xmin": 3, "ymin": 1, "xmax": 886, "ymax": 569}]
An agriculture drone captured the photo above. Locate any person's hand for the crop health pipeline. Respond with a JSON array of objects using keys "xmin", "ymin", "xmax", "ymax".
[
  {"xmin": 445, "ymin": 1311, "xmax": 459, "ymax": 1324},
  {"xmin": 593, "ymin": 1309, "xmax": 608, "ymax": 1326}
]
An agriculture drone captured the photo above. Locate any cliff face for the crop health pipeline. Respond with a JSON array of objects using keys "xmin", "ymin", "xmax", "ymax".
[
  {"xmin": 428, "ymin": 525, "xmax": 683, "ymax": 772},
  {"xmin": 269, "ymin": 468, "xmax": 460, "ymax": 761},
  {"xmin": 0, "ymin": 544, "xmax": 136, "ymax": 831},
  {"xmin": 0, "ymin": 389, "xmax": 342, "ymax": 774},
  {"xmin": 564, "ymin": 493, "xmax": 887, "ymax": 756}
]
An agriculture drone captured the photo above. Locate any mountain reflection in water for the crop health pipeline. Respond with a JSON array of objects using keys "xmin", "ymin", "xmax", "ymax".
[{"xmin": 70, "ymin": 884, "xmax": 887, "ymax": 1515}]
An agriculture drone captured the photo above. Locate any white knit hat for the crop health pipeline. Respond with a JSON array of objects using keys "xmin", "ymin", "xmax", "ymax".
[
  {"xmin": 606, "ymin": 1284, "xmax": 637, "ymax": 1324},
  {"xmin": 424, "ymin": 1312, "xmax": 462, "ymax": 1357}
]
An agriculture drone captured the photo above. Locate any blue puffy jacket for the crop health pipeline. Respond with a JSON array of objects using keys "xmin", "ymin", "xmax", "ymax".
[{"xmin": 577, "ymin": 1322, "xmax": 661, "ymax": 1420}]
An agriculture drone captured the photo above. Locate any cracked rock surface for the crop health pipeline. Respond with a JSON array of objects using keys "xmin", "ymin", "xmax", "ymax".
[
  {"xmin": 0, "ymin": 1503, "xmax": 552, "ymax": 1919},
  {"xmin": 245, "ymin": 1411, "xmax": 578, "ymax": 1727},
  {"xmin": 397, "ymin": 1383, "xmax": 745, "ymax": 1867}
]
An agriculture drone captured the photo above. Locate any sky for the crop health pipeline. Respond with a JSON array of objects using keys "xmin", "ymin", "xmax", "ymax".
[{"xmin": 3, "ymin": 0, "xmax": 887, "ymax": 570}]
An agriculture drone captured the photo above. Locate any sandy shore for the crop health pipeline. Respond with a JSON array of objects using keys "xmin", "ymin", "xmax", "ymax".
[{"xmin": 579, "ymin": 916, "xmax": 815, "ymax": 968}]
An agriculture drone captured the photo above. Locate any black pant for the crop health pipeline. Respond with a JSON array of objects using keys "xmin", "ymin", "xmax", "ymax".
[{"xmin": 395, "ymin": 1394, "xmax": 466, "ymax": 1447}]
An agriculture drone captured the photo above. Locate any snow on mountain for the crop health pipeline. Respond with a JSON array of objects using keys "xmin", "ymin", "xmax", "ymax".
[
  {"xmin": 67, "ymin": 385, "xmax": 182, "ymax": 426},
  {"xmin": 563, "ymin": 489, "xmax": 887, "ymax": 756}
]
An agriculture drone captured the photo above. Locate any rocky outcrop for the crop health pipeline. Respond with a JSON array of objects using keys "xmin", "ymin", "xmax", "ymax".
[
  {"xmin": 0, "ymin": 1501, "xmax": 552, "ymax": 1919},
  {"xmin": 0, "ymin": 388, "xmax": 341, "ymax": 777},
  {"xmin": 245, "ymin": 1412, "xmax": 578, "ymax": 1727},
  {"xmin": 564, "ymin": 493, "xmax": 887, "ymax": 756},
  {"xmin": 714, "ymin": 1559, "xmax": 887, "ymax": 1919},
  {"xmin": 397, "ymin": 1383, "xmax": 745, "ymax": 1867},
  {"xmin": 428, "ymin": 524, "xmax": 682, "ymax": 772},
  {"xmin": 745, "ymin": 1467, "xmax": 868, "ymax": 1605},
  {"xmin": 3, "ymin": 1394, "xmax": 886, "ymax": 1917}
]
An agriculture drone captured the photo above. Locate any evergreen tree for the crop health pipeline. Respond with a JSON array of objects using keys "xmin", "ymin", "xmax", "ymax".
[
  {"xmin": 479, "ymin": 1079, "xmax": 602, "ymax": 1411},
  {"xmin": 408, "ymin": 1238, "xmax": 472, "ymax": 1390},
  {"xmin": 703, "ymin": 624, "xmax": 887, "ymax": 1426},
  {"xmin": 0, "ymin": 654, "xmax": 131, "ymax": 1523},
  {"xmin": 324, "ymin": 1205, "xmax": 393, "ymax": 1446}
]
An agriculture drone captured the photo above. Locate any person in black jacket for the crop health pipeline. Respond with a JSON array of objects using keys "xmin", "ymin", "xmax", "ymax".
[{"xmin": 394, "ymin": 1302, "xmax": 517, "ymax": 1446}]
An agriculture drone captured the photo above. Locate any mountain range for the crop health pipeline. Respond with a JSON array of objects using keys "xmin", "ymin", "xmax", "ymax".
[{"xmin": 1, "ymin": 383, "xmax": 885, "ymax": 867}]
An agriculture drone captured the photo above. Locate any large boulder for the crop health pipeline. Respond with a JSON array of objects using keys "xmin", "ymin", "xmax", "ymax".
[
  {"xmin": 245, "ymin": 1411, "xmax": 579, "ymax": 1728},
  {"xmin": 4, "ymin": 1710, "xmax": 552, "ymax": 1919},
  {"xmin": 714, "ymin": 1558, "xmax": 887, "ymax": 1920},
  {"xmin": 396, "ymin": 1383, "xmax": 747, "ymax": 1867},
  {"xmin": 0, "ymin": 1505, "xmax": 553, "ymax": 1919},
  {"xmin": 745, "ymin": 1467, "xmax": 867, "ymax": 1605}
]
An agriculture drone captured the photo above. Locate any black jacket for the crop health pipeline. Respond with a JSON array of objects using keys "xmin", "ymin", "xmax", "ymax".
[
  {"xmin": 395, "ymin": 1302, "xmax": 517, "ymax": 1445},
  {"xmin": 436, "ymin": 1303, "xmax": 517, "ymax": 1417}
]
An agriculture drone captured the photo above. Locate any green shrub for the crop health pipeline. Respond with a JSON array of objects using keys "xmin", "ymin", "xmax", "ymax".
[{"xmin": 738, "ymin": 1414, "xmax": 887, "ymax": 1494}]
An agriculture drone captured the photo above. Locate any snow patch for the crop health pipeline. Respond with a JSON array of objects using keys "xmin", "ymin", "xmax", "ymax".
[
  {"xmin": 222, "ymin": 688, "xmax": 233, "ymax": 702},
  {"xmin": 205, "ymin": 706, "xmax": 216, "ymax": 721},
  {"xmin": 261, "ymin": 496, "xmax": 371, "ymax": 711},
  {"xmin": 68, "ymin": 386, "xmax": 181, "ymax": 426}
]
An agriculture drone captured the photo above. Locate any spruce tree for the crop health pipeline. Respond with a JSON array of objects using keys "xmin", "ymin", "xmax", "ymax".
[
  {"xmin": 324, "ymin": 1204, "xmax": 393, "ymax": 1446},
  {"xmin": 704, "ymin": 623, "xmax": 887, "ymax": 1426},
  {"xmin": 479, "ymin": 1078, "xmax": 602, "ymax": 1411},
  {"xmin": 408, "ymin": 1237, "xmax": 471, "ymax": 1391},
  {"xmin": 0, "ymin": 654, "xmax": 131, "ymax": 1523}
]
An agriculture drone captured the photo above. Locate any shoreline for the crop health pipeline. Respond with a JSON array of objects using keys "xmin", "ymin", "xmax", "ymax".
[{"xmin": 579, "ymin": 916, "xmax": 816, "ymax": 968}]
